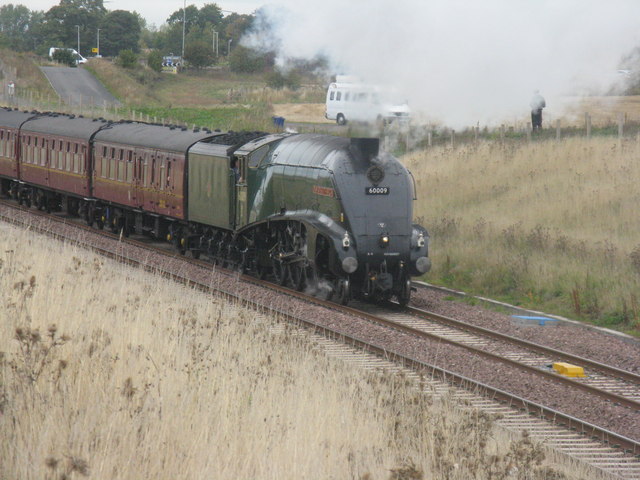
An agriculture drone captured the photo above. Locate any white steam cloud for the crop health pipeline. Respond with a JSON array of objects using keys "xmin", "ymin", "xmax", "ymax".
[{"xmin": 244, "ymin": 0, "xmax": 640, "ymax": 127}]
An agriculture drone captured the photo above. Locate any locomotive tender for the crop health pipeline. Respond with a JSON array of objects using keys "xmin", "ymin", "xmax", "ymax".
[{"xmin": 0, "ymin": 107, "xmax": 430, "ymax": 305}]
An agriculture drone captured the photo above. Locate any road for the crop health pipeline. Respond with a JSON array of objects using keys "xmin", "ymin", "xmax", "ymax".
[{"xmin": 40, "ymin": 66, "xmax": 120, "ymax": 107}]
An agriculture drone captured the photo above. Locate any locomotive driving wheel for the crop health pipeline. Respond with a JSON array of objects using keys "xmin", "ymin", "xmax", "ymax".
[
  {"xmin": 289, "ymin": 261, "xmax": 307, "ymax": 291},
  {"xmin": 272, "ymin": 256, "xmax": 288, "ymax": 285},
  {"xmin": 336, "ymin": 278, "xmax": 350, "ymax": 305},
  {"xmin": 396, "ymin": 276, "xmax": 412, "ymax": 307}
]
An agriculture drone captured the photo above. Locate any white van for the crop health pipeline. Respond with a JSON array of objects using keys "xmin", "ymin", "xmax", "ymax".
[
  {"xmin": 49, "ymin": 47, "xmax": 87, "ymax": 65},
  {"xmin": 325, "ymin": 80, "xmax": 410, "ymax": 125}
]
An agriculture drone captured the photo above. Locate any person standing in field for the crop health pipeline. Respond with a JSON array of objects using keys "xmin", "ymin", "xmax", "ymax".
[{"xmin": 530, "ymin": 90, "xmax": 546, "ymax": 131}]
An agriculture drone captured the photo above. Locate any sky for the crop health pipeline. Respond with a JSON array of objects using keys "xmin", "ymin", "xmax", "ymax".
[{"xmin": 16, "ymin": 0, "xmax": 265, "ymax": 27}]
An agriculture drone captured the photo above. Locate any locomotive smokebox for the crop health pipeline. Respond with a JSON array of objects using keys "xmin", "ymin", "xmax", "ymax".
[{"xmin": 350, "ymin": 138, "xmax": 379, "ymax": 162}]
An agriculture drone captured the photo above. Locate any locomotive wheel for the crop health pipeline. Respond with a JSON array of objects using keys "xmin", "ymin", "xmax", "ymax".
[
  {"xmin": 272, "ymin": 258, "xmax": 288, "ymax": 286},
  {"xmin": 397, "ymin": 278, "xmax": 412, "ymax": 307},
  {"xmin": 336, "ymin": 279, "xmax": 350, "ymax": 305},
  {"xmin": 289, "ymin": 263, "xmax": 306, "ymax": 291}
]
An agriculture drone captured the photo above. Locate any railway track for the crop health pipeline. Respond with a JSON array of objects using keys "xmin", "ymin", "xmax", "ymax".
[
  {"xmin": 355, "ymin": 302, "xmax": 640, "ymax": 410},
  {"xmin": 2, "ymin": 198, "xmax": 640, "ymax": 479}
]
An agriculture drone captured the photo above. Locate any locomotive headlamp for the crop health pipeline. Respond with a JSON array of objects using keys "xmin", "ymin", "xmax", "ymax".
[
  {"xmin": 342, "ymin": 232, "xmax": 351, "ymax": 249},
  {"xmin": 417, "ymin": 232, "xmax": 425, "ymax": 248},
  {"xmin": 379, "ymin": 235, "xmax": 390, "ymax": 248}
]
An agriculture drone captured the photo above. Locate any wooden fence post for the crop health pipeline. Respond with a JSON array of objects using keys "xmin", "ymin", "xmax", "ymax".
[
  {"xmin": 585, "ymin": 112, "xmax": 591, "ymax": 139},
  {"xmin": 428, "ymin": 130, "xmax": 432, "ymax": 147},
  {"xmin": 618, "ymin": 112, "xmax": 624, "ymax": 147},
  {"xmin": 556, "ymin": 119, "xmax": 561, "ymax": 140}
]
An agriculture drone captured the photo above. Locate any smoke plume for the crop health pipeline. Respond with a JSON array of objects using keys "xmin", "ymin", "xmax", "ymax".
[{"xmin": 244, "ymin": 0, "xmax": 640, "ymax": 127}]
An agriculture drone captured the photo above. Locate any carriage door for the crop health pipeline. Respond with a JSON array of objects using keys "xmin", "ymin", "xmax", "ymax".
[
  {"xmin": 133, "ymin": 148, "xmax": 145, "ymax": 208},
  {"xmin": 234, "ymin": 155, "xmax": 248, "ymax": 228}
]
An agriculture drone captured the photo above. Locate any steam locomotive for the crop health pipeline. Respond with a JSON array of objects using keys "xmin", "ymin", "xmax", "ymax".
[{"xmin": 0, "ymin": 107, "xmax": 430, "ymax": 305}]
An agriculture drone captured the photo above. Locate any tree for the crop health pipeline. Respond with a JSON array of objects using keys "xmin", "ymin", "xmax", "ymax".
[
  {"xmin": 99, "ymin": 10, "xmax": 141, "ymax": 56},
  {"xmin": 184, "ymin": 40, "xmax": 213, "ymax": 68},
  {"xmin": 41, "ymin": 0, "xmax": 106, "ymax": 57},
  {"xmin": 197, "ymin": 4, "xmax": 223, "ymax": 30},
  {"xmin": 166, "ymin": 4, "xmax": 199, "ymax": 30},
  {"xmin": 0, "ymin": 4, "xmax": 34, "ymax": 51}
]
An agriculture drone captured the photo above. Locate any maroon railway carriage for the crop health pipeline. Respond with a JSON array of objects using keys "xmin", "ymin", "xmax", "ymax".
[
  {"xmin": 17, "ymin": 113, "xmax": 107, "ymax": 210},
  {"xmin": 0, "ymin": 108, "xmax": 36, "ymax": 194},
  {"xmin": 91, "ymin": 122, "xmax": 217, "ymax": 235}
]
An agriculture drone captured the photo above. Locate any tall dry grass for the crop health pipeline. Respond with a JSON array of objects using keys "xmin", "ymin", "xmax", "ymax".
[
  {"xmin": 0, "ymin": 224, "xmax": 595, "ymax": 479},
  {"xmin": 404, "ymin": 136, "xmax": 640, "ymax": 331}
]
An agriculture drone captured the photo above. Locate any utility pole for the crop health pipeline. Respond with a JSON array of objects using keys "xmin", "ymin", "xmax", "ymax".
[
  {"xmin": 212, "ymin": 29, "xmax": 218, "ymax": 57},
  {"xmin": 181, "ymin": 0, "xmax": 186, "ymax": 61},
  {"xmin": 75, "ymin": 25, "xmax": 80, "ymax": 55},
  {"xmin": 97, "ymin": 28, "xmax": 100, "ymax": 57}
]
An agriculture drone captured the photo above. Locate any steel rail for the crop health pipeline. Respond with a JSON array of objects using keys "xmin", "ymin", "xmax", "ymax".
[{"xmin": 406, "ymin": 305, "xmax": 640, "ymax": 385}]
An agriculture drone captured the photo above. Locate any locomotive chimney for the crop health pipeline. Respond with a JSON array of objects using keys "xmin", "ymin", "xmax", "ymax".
[{"xmin": 350, "ymin": 138, "xmax": 379, "ymax": 162}]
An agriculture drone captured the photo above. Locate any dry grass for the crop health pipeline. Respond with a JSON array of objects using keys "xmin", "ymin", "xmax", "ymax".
[
  {"xmin": 404, "ymin": 136, "xmax": 640, "ymax": 330},
  {"xmin": 556, "ymin": 95, "xmax": 640, "ymax": 126},
  {"xmin": 0, "ymin": 224, "xmax": 596, "ymax": 479},
  {"xmin": 0, "ymin": 48, "xmax": 57, "ymax": 99},
  {"xmin": 272, "ymin": 102, "xmax": 334, "ymax": 124}
]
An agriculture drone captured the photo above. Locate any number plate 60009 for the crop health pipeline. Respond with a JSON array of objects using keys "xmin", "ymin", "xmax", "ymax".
[{"xmin": 365, "ymin": 186, "xmax": 390, "ymax": 195}]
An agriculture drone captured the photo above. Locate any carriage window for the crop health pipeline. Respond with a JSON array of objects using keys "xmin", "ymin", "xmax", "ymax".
[
  {"xmin": 58, "ymin": 150, "xmax": 64, "ymax": 169},
  {"xmin": 117, "ymin": 159, "xmax": 124, "ymax": 181},
  {"xmin": 119, "ymin": 149, "xmax": 124, "ymax": 161},
  {"xmin": 66, "ymin": 151, "xmax": 72, "ymax": 171},
  {"xmin": 151, "ymin": 158, "xmax": 156, "ymax": 185},
  {"xmin": 166, "ymin": 161, "xmax": 171, "ymax": 188},
  {"xmin": 41, "ymin": 140, "xmax": 47, "ymax": 166},
  {"xmin": 110, "ymin": 158, "xmax": 116, "ymax": 179},
  {"xmin": 101, "ymin": 158, "xmax": 107, "ymax": 178},
  {"xmin": 159, "ymin": 158, "xmax": 166, "ymax": 190}
]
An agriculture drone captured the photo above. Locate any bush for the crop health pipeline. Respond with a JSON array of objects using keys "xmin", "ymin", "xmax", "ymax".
[
  {"xmin": 265, "ymin": 70, "xmax": 301, "ymax": 90},
  {"xmin": 147, "ymin": 50, "xmax": 163, "ymax": 73},
  {"xmin": 117, "ymin": 49, "xmax": 138, "ymax": 69},
  {"xmin": 51, "ymin": 49, "xmax": 77, "ymax": 67},
  {"xmin": 229, "ymin": 45, "xmax": 267, "ymax": 73}
]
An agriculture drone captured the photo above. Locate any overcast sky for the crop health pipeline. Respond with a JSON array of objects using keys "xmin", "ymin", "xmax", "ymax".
[{"xmin": 16, "ymin": 0, "xmax": 264, "ymax": 27}]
